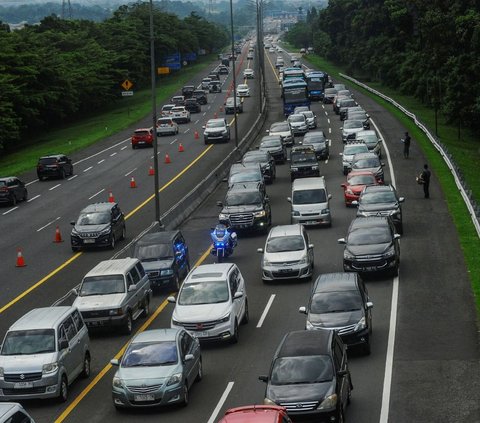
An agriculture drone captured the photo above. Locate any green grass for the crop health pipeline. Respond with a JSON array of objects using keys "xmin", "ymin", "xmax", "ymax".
[
  {"xmin": 294, "ymin": 50, "xmax": 480, "ymax": 316},
  {"xmin": 0, "ymin": 55, "xmax": 218, "ymax": 176}
]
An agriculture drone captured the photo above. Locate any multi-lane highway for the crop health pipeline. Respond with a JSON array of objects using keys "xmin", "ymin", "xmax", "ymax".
[{"xmin": 0, "ymin": 40, "xmax": 478, "ymax": 423}]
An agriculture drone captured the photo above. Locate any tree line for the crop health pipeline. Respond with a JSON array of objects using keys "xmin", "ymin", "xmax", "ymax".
[
  {"xmin": 286, "ymin": 0, "xmax": 480, "ymax": 134},
  {"xmin": 0, "ymin": 4, "xmax": 229, "ymax": 153}
]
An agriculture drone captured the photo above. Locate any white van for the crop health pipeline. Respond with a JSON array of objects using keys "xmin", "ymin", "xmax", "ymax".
[
  {"xmin": 287, "ymin": 177, "xmax": 332, "ymax": 226},
  {"xmin": 0, "ymin": 403, "xmax": 35, "ymax": 423}
]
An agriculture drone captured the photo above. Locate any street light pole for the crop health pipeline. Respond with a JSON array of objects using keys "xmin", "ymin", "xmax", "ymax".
[
  {"xmin": 149, "ymin": 0, "xmax": 161, "ymax": 225},
  {"xmin": 230, "ymin": 0, "xmax": 239, "ymax": 147}
]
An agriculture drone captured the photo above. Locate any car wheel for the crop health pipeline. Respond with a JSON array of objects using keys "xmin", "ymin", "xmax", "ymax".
[
  {"xmin": 141, "ymin": 298, "xmax": 150, "ymax": 317},
  {"xmin": 110, "ymin": 234, "xmax": 116, "ymax": 250},
  {"xmin": 230, "ymin": 320, "xmax": 239, "ymax": 344},
  {"xmin": 60, "ymin": 169, "xmax": 66, "ymax": 179},
  {"xmin": 204, "ymin": 139, "xmax": 209, "ymax": 145},
  {"xmin": 69, "ymin": 167, "xmax": 74, "ymax": 176},
  {"xmin": 196, "ymin": 357, "xmax": 203, "ymax": 382},
  {"xmin": 241, "ymin": 299, "xmax": 249, "ymax": 324},
  {"xmin": 10, "ymin": 195, "xmax": 17, "ymax": 206},
  {"xmin": 38, "ymin": 174, "xmax": 45, "ymax": 181},
  {"xmin": 59, "ymin": 375, "xmax": 68, "ymax": 402},
  {"xmin": 123, "ymin": 312, "xmax": 133, "ymax": 335},
  {"xmin": 82, "ymin": 353, "xmax": 91, "ymax": 378},
  {"xmin": 182, "ymin": 382, "xmax": 189, "ymax": 406},
  {"xmin": 22, "ymin": 190, "xmax": 28, "ymax": 201},
  {"xmin": 120, "ymin": 226, "xmax": 126, "ymax": 241},
  {"xmin": 172, "ymin": 273, "xmax": 180, "ymax": 291}
]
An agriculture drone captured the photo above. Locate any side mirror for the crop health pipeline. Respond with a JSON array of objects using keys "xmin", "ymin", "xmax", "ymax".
[
  {"xmin": 287, "ymin": 197, "xmax": 291, "ymax": 203},
  {"xmin": 128, "ymin": 284, "xmax": 137, "ymax": 292},
  {"xmin": 257, "ymin": 248, "xmax": 264, "ymax": 253},
  {"xmin": 233, "ymin": 291, "xmax": 244, "ymax": 300},
  {"xmin": 398, "ymin": 197, "xmax": 405, "ymax": 203},
  {"xmin": 378, "ymin": 139, "xmax": 383, "ymax": 143},
  {"xmin": 216, "ymin": 201, "xmax": 223, "ymax": 207},
  {"xmin": 222, "ymin": 178, "xmax": 228, "ymax": 183},
  {"xmin": 338, "ymin": 238, "xmax": 346, "ymax": 244},
  {"xmin": 308, "ymin": 244, "xmax": 314, "ymax": 249},
  {"xmin": 341, "ymin": 184, "xmax": 346, "ymax": 188},
  {"xmin": 381, "ymin": 163, "xmax": 385, "ymax": 167},
  {"xmin": 110, "ymin": 359, "xmax": 120, "ymax": 366},
  {"xmin": 70, "ymin": 221, "xmax": 75, "ymax": 225},
  {"xmin": 351, "ymin": 200, "xmax": 358, "ymax": 206},
  {"xmin": 258, "ymin": 375, "xmax": 268, "ymax": 382},
  {"xmin": 339, "ymin": 153, "xmax": 343, "ymax": 156},
  {"xmin": 299, "ymin": 306, "xmax": 307, "ymax": 314},
  {"xmin": 184, "ymin": 354, "xmax": 194, "ymax": 362},
  {"xmin": 167, "ymin": 296, "xmax": 176, "ymax": 303},
  {"xmin": 202, "ymin": 125, "xmax": 206, "ymax": 129},
  {"xmin": 59, "ymin": 340, "xmax": 69, "ymax": 351},
  {"xmin": 366, "ymin": 301, "xmax": 374, "ymax": 309},
  {"xmin": 71, "ymin": 288, "xmax": 79, "ymax": 296},
  {"xmin": 266, "ymin": 130, "xmax": 270, "ymax": 133},
  {"xmin": 340, "ymin": 127, "xmax": 343, "ymax": 130},
  {"xmin": 337, "ymin": 369, "xmax": 348, "ymax": 377},
  {"xmin": 394, "ymin": 234, "xmax": 401, "ymax": 240},
  {"xmin": 328, "ymin": 194, "xmax": 332, "ymax": 199}
]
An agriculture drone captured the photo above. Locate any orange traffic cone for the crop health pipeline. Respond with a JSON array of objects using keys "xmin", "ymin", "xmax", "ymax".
[
  {"xmin": 194, "ymin": 131, "xmax": 199, "ymax": 140},
  {"xmin": 148, "ymin": 166, "xmax": 155, "ymax": 176},
  {"xmin": 178, "ymin": 143, "xmax": 184, "ymax": 152},
  {"xmin": 164, "ymin": 153, "xmax": 171, "ymax": 164},
  {"xmin": 130, "ymin": 177, "xmax": 137, "ymax": 188},
  {"xmin": 15, "ymin": 249, "xmax": 26, "ymax": 267},
  {"xmin": 108, "ymin": 191, "xmax": 115, "ymax": 203},
  {"xmin": 53, "ymin": 226, "xmax": 63, "ymax": 243}
]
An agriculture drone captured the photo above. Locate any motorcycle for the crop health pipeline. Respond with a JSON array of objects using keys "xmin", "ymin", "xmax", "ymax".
[{"xmin": 211, "ymin": 224, "xmax": 237, "ymax": 262}]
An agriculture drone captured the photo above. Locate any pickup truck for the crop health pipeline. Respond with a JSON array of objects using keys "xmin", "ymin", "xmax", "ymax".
[{"xmin": 72, "ymin": 258, "xmax": 152, "ymax": 334}]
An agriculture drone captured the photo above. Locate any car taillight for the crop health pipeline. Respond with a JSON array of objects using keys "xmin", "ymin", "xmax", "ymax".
[{"xmin": 0, "ymin": 187, "xmax": 8, "ymax": 192}]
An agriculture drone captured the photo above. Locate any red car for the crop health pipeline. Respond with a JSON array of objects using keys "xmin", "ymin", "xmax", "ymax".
[
  {"xmin": 131, "ymin": 128, "xmax": 154, "ymax": 149},
  {"xmin": 218, "ymin": 405, "xmax": 292, "ymax": 423},
  {"xmin": 341, "ymin": 170, "xmax": 379, "ymax": 206}
]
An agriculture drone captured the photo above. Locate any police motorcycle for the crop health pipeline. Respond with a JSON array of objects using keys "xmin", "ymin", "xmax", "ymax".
[{"xmin": 211, "ymin": 224, "xmax": 237, "ymax": 262}]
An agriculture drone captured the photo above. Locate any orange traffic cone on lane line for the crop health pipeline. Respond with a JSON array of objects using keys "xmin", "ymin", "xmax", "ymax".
[
  {"xmin": 16, "ymin": 249, "xmax": 26, "ymax": 267},
  {"xmin": 148, "ymin": 166, "xmax": 155, "ymax": 176},
  {"xmin": 53, "ymin": 226, "xmax": 63, "ymax": 243},
  {"xmin": 130, "ymin": 177, "xmax": 137, "ymax": 188},
  {"xmin": 108, "ymin": 190, "xmax": 115, "ymax": 203},
  {"xmin": 194, "ymin": 131, "xmax": 199, "ymax": 140},
  {"xmin": 164, "ymin": 153, "xmax": 171, "ymax": 164},
  {"xmin": 178, "ymin": 143, "xmax": 184, "ymax": 152}
]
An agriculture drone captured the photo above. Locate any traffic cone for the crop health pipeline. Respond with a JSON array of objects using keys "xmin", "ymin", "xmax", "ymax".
[
  {"xmin": 53, "ymin": 226, "xmax": 63, "ymax": 243},
  {"xmin": 194, "ymin": 131, "xmax": 199, "ymax": 140},
  {"xmin": 108, "ymin": 190, "xmax": 115, "ymax": 203},
  {"xmin": 130, "ymin": 177, "xmax": 137, "ymax": 188},
  {"xmin": 178, "ymin": 143, "xmax": 184, "ymax": 152},
  {"xmin": 15, "ymin": 249, "xmax": 26, "ymax": 267},
  {"xmin": 148, "ymin": 166, "xmax": 155, "ymax": 176},
  {"xmin": 164, "ymin": 153, "xmax": 171, "ymax": 164}
]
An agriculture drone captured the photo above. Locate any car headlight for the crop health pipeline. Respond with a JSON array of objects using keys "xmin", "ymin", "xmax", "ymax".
[
  {"xmin": 263, "ymin": 258, "xmax": 271, "ymax": 266},
  {"xmin": 112, "ymin": 376, "xmax": 123, "ymax": 388},
  {"xmin": 344, "ymin": 251, "xmax": 355, "ymax": 260},
  {"xmin": 0, "ymin": 367, "xmax": 4, "ymax": 377},
  {"xmin": 354, "ymin": 316, "xmax": 367, "ymax": 331},
  {"xmin": 218, "ymin": 313, "xmax": 231, "ymax": 323},
  {"xmin": 219, "ymin": 213, "xmax": 228, "ymax": 220},
  {"xmin": 306, "ymin": 320, "xmax": 314, "ymax": 330},
  {"xmin": 384, "ymin": 246, "xmax": 396, "ymax": 258},
  {"xmin": 167, "ymin": 372, "xmax": 183, "ymax": 386},
  {"xmin": 253, "ymin": 210, "xmax": 266, "ymax": 218},
  {"xmin": 298, "ymin": 256, "xmax": 308, "ymax": 264},
  {"xmin": 222, "ymin": 130, "xmax": 227, "ymax": 134},
  {"xmin": 318, "ymin": 394, "xmax": 337, "ymax": 410},
  {"xmin": 161, "ymin": 269, "xmax": 174, "ymax": 276},
  {"xmin": 109, "ymin": 308, "xmax": 123, "ymax": 316},
  {"xmin": 291, "ymin": 167, "xmax": 298, "ymax": 171},
  {"xmin": 42, "ymin": 362, "xmax": 59, "ymax": 374},
  {"xmin": 311, "ymin": 165, "xmax": 319, "ymax": 170},
  {"xmin": 263, "ymin": 398, "xmax": 277, "ymax": 406},
  {"xmin": 390, "ymin": 210, "xmax": 401, "ymax": 218},
  {"xmin": 321, "ymin": 208, "xmax": 330, "ymax": 214},
  {"xmin": 71, "ymin": 227, "xmax": 79, "ymax": 236},
  {"xmin": 99, "ymin": 227, "xmax": 111, "ymax": 235},
  {"xmin": 292, "ymin": 210, "xmax": 300, "ymax": 216}
]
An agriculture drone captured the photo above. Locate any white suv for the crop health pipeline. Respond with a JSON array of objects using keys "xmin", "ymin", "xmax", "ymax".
[
  {"xmin": 203, "ymin": 118, "xmax": 231, "ymax": 144},
  {"xmin": 170, "ymin": 106, "xmax": 191, "ymax": 124},
  {"xmin": 168, "ymin": 263, "xmax": 248, "ymax": 343}
]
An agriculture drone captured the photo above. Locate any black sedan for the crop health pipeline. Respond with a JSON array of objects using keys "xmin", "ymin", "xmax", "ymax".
[
  {"xmin": 259, "ymin": 136, "xmax": 287, "ymax": 163},
  {"xmin": 242, "ymin": 150, "xmax": 276, "ymax": 183},
  {"xmin": 0, "ymin": 177, "xmax": 27, "ymax": 206},
  {"xmin": 184, "ymin": 98, "xmax": 201, "ymax": 113}
]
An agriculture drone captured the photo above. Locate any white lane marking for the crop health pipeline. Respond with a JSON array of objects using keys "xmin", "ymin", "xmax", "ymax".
[
  {"xmin": 27, "ymin": 195, "xmax": 41, "ymax": 203},
  {"xmin": 121, "ymin": 146, "xmax": 127, "ymax": 151},
  {"xmin": 195, "ymin": 119, "xmax": 199, "ymax": 124},
  {"xmin": 329, "ymin": 128, "xmax": 332, "ymax": 134},
  {"xmin": 170, "ymin": 139, "xmax": 178, "ymax": 145},
  {"xmin": 207, "ymin": 382, "xmax": 234, "ymax": 423},
  {"xmin": 124, "ymin": 168, "xmax": 137, "ymax": 177},
  {"xmin": 325, "ymin": 159, "xmax": 329, "ymax": 164},
  {"xmin": 2, "ymin": 207, "xmax": 18, "ymax": 215},
  {"xmin": 110, "ymin": 152, "xmax": 117, "ymax": 157},
  {"xmin": 256, "ymin": 294, "xmax": 276, "ymax": 328},
  {"xmin": 97, "ymin": 159, "xmax": 105, "ymax": 164},
  {"xmin": 25, "ymin": 180, "xmax": 38, "ymax": 187},
  {"xmin": 37, "ymin": 216, "xmax": 61, "ymax": 232},
  {"xmin": 207, "ymin": 105, "xmax": 211, "ymax": 110},
  {"xmin": 88, "ymin": 188, "xmax": 104, "ymax": 200},
  {"xmin": 203, "ymin": 112, "xmax": 206, "ymax": 116},
  {"xmin": 72, "ymin": 138, "xmax": 130, "ymax": 166},
  {"xmin": 322, "ymin": 104, "xmax": 325, "ymax": 109},
  {"xmin": 327, "ymin": 118, "xmax": 330, "ymax": 124},
  {"xmin": 184, "ymin": 128, "xmax": 190, "ymax": 134},
  {"xmin": 83, "ymin": 166, "xmax": 93, "ymax": 172},
  {"xmin": 329, "ymin": 139, "xmax": 332, "ymax": 146},
  {"xmin": 49, "ymin": 184, "xmax": 61, "ymax": 191},
  {"xmin": 371, "ymin": 117, "xmax": 396, "ymax": 187},
  {"xmin": 324, "ymin": 111, "xmax": 328, "ymax": 116},
  {"xmin": 67, "ymin": 175, "xmax": 78, "ymax": 181}
]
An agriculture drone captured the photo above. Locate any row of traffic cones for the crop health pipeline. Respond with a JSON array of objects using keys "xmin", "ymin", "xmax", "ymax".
[{"xmin": 15, "ymin": 224, "xmax": 63, "ymax": 266}]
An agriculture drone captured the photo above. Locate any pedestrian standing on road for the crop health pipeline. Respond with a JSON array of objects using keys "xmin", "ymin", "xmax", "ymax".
[
  {"xmin": 402, "ymin": 131, "xmax": 411, "ymax": 158},
  {"xmin": 418, "ymin": 164, "xmax": 431, "ymax": 198}
]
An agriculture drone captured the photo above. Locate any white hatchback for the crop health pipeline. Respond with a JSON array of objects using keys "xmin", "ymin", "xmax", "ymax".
[
  {"xmin": 236, "ymin": 84, "xmax": 250, "ymax": 97},
  {"xmin": 168, "ymin": 263, "xmax": 248, "ymax": 343}
]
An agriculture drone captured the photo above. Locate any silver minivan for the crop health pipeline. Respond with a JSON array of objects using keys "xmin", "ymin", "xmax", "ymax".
[
  {"xmin": 0, "ymin": 403, "xmax": 35, "ymax": 423},
  {"xmin": 0, "ymin": 307, "xmax": 91, "ymax": 402},
  {"xmin": 288, "ymin": 177, "xmax": 332, "ymax": 226}
]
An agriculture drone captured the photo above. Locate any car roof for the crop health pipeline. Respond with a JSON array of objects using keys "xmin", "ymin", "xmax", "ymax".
[
  {"xmin": 39, "ymin": 154, "xmax": 65, "ymax": 159},
  {"xmin": 134, "ymin": 128, "xmax": 151, "ymax": 133},
  {"xmin": 0, "ymin": 403, "xmax": 27, "ymax": 419},
  {"xmin": 9, "ymin": 306, "xmax": 76, "ymax": 331},
  {"xmin": 352, "ymin": 152, "xmax": 379, "ymax": 160},
  {"xmin": 313, "ymin": 272, "xmax": 359, "ymax": 293},
  {"xmin": 84, "ymin": 258, "xmax": 139, "ymax": 278},
  {"xmin": 268, "ymin": 224, "xmax": 302, "ymax": 238},
  {"xmin": 221, "ymin": 405, "xmax": 286, "ymax": 422},
  {"xmin": 80, "ymin": 202, "xmax": 116, "ymax": 213},
  {"xmin": 207, "ymin": 118, "xmax": 226, "ymax": 124},
  {"xmin": 187, "ymin": 263, "xmax": 235, "ymax": 281},
  {"xmin": 136, "ymin": 230, "xmax": 181, "ymax": 245},
  {"xmin": 162, "ymin": 104, "xmax": 175, "ymax": 108},
  {"xmin": 292, "ymin": 177, "xmax": 326, "ymax": 190},
  {"xmin": 228, "ymin": 182, "xmax": 262, "ymax": 193},
  {"xmin": 131, "ymin": 328, "xmax": 180, "ymax": 344},
  {"xmin": 362, "ymin": 184, "xmax": 395, "ymax": 194},
  {"xmin": 277, "ymin": 330, "xmax": 332, "ymax": 357}
]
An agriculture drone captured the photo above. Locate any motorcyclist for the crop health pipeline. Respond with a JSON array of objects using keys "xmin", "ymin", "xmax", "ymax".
[{"xmin": 211, "ymin": 224, "xmax": 237, "ymax": 254}]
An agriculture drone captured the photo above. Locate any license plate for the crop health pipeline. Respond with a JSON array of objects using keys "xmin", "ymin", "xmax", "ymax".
[
  {"xmin": 139, "ymin": 141, "xmax": 145, "ymax": 144},
  {"xmin": 134, "ymin": 394, "xmax": 155, "ymax": 402},
  {"xmin": 278, "ymin": 268, "xmax": 290, "ymax": 273},
  {"xmin": 197, "ymin": 331, "xmax": 209, "ymax": 338},
  {"xmin": 14, "ymin": 381, "xmax": 33, "ymax": 389},
  {"xmin": 364, "ymin": 266, "xmax": 377, "ymax": 271},
  {"xmin": 87, "ymin": 320, "xmax": 103, "ymax": 326},
  {"xmin": 83, "ymin": 239, "xmax": 95, "ymax": 244},
  {"xmin": 306, "ymin": 221, "xmax": 318, "ymax": 225}
]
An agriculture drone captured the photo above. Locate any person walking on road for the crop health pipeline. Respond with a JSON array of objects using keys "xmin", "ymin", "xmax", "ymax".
[
  {"xmin": 418, "ymin": 164, "xmax": 431, "ymax": 198},
  {"xmin": 402, "ymin": 131, "xmax": 411, "ymax": 158}
]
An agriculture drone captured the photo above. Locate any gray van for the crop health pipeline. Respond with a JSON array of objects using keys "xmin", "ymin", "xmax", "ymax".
[
  {"xmin": 287, "ymin": 177, "xmax": 332, "ymax": 226},
  {"xmin": 0, "ymin": 403, "xmax": 35, "ymax": 423},
  {"xmin": 0, "ymin": 307, "xmax": 90, "ymax": 402}
]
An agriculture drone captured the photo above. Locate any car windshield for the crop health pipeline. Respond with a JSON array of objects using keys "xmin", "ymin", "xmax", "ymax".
[
  {"xmin": 291, "ymin": 151, "xmax": 317, "ymax": 164},
  {"xmin": 178, "ymin": 280, "xmax": 229, "ymax": 305},
  {"xmin": 206, "ymin": 121, "xmax": 225, "ymax": 128},
  {"xmin": 302, "ymin": 111, "xmax": 314, "ymax": 118},
  {"xmin": 324, "ymin": 88, "xmax": 337, "ymax": 95},
  {"xmin": 261, "ymin": 140, "xmax": 282, "ymax": 148},
  {"xmin": 271, "ymin": 356, "xmax": 333, "ymax": 385},
  {"xmin": 39, "ymin": 157, "xmax": 58, "ymax": 164},
  {"xmin": 349, "ymin": 113, "xmax": 367, "ymax": 120},
  {"xmin": 344, "ymin": 120, "xmax": 363, "ymax": 129},
  {"xmin": 288, "ymin": 115, "xmax": 304, "ymax": 123},
  {"xmin": 348, "ymin": 175, "xmax": 376, "ymax": 186},
  {"xmin": 122, "ymin": 341, "xmax": 178, "ymax": 367},
  {"xmin": 243, "ymin": 155, "xmax": 266, "ymax": 164},
  {"xmin": 357, "ymin": 135, "xmax": 378, "ymax": 146},
  {"xmin": 311, "ymin": 291, "xmax": 363, "ymax": 314},
  {"xmin": 230, "ymin": 171, "xmax": 261, "ymax": 184},
  {"xmin": 340, "ymin": 100, "xmax": 356, "ymax": 107},
  {"xmin": 266, "ymin": 235, "xmax": 305, "ymax": 253},
  {"xmin": 292, "ymin": 189, "xmax": 326, "ymax": 205},
  {"xmin": 348, "ymin": 227, "xmax": 392, "ymax": 245},
  {"xmin": 79, "ymin": 275, "xmax": 125, "ymax": 296},
  {"xmin": 304, "ymin": 134, "xmax": 326, "ymax": 143},
  {"xmin": 1, "ymin": 329, "xmax": 56, "ymax": 355},
  {"xmin": 353, "ymin": 158, "xmax": 380, "ymax": 168},
  {"xmin": 270, "ymin": 123, "xmax": 289, "ymax": 132},
  {"xmin": 158, "ymin": 119, "xmax": 172, "ymax": 125},
  {"xmin": 226, "ymin": 191, "xmax": 262, "ymax": 206},
  {"xmin": 134, "ymin": 131, "xmax": 149, "ymax": 136},
  {"xmin": 77, "ymin": 211, "xmax": 110, "ymax": 225},
  {"xmin": 361, "ymin": 191, "xmax": 397, "ymax": 203},
  {"xmin": 238, "ymin": 85, "xmax": 248, "ymax": 90},
  {"xmin": 134, "ymin": 243, "xmax": 173, "ymax": 261},
  {"xmin": 344, "ymin": 145, "xmax": 368, "ymax": 155}
]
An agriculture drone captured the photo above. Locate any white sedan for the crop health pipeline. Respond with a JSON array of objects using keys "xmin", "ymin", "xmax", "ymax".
[
  {"xmin": 243, "ymin": 68, "xmax": 254, "ymax": 79},
  {"xmin": 236, "ymin": 84, "xmax": 250, "ymax": 97}
]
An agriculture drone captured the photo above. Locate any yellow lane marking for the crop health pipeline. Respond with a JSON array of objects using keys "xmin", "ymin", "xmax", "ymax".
[{"xmin": 265, "ymin": 51, "xmax": 280, "ymax": 83}]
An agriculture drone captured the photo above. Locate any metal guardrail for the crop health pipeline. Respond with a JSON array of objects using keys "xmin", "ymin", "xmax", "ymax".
[{"xmin": 339, "ymin": 73, "xmax": 480, "ymax": 238}]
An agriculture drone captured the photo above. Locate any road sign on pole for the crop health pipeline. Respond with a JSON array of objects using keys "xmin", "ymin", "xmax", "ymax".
[{"xmin": 121, "ymin": 80, "xmax": 133, "ymax": 91}]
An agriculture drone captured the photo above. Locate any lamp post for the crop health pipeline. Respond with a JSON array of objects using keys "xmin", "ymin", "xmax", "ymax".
[
  {"xmin": 229, "ymin": 0, "xmax": 239, "ymax": 147},
  {"xmin": 149, "ymin": 0, "xmax": 161, "ymax": 225}
]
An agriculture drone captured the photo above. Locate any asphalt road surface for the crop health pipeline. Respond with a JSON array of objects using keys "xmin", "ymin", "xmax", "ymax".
[{"xmin": 0, "ymin": 41, "xmax": 478, "ymax": 423}]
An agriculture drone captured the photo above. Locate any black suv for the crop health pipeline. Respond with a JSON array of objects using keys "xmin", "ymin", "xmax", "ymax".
[
  {"xmin": 355, "ymin": 185, "xmax": 405, "ymax": 234},
  {"xmin": 217, "ymin": 182, "xmax": 271, "ymax": 233},
  {"xmin": 70, "ymin": 202, "xmax": 126, "ymax": 251},
  {"xmin": 299, "ymin": 272, "xmax": 374, "ymax": 354},
  {"xmin": 37, "ymin": 154, "xmax": 73, "ymax": 180},
  {"xmin": 242, "ymin": 150, "xmax": 276, "ymax": 183},
  {"xmin": 181, "ymin": 85, "xmax": 195, "ymax": 98},
  {"xmin": 192, "ymin": 89, "xmax": 207, "ymax": 105},
  {"xmin": 133, "ymin": 230, "xmax": 190, "ymax": 292},
  {"xmin": 290, "ymin": 146, "xmax": 320, "ymax": 181},
  {"xmin": 184, "ymin": 98, "xmax": 201, "ymax": 113},
  {"xmin": 0, "ymin": 177, "xmax": 27, "ymax": 206},
  {"xmin": 339, "ymin": 99, "xmax": 358, "ymax": 120},
  {"xmin": 338, "ymin": 216, "xmax": 401, "ymax": 276},
  {"xmin": 259, "ymin": 330, "xmax": 352, "ymax": 422}
]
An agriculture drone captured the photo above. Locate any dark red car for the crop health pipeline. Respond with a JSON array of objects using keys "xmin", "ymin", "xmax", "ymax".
[
  {"xmin": 131, "ymin": 128, "xmax": 154, "ymax": 149},
  {"xmin": 341, "ymin": 170, "xmax": 379, "ymax": 206},
  {"xmin": 218, "ymin": 405, "xmax": 292, "ymax": 423}
]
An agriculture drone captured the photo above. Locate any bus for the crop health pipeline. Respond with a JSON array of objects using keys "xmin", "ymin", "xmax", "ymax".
[
  {"xmin": 305, "ymin": 71, "xmax": 327, "ymax": 101},
  {"xmin": 282, "ymin": 78, "xmax": 310, "ymax": 116}
]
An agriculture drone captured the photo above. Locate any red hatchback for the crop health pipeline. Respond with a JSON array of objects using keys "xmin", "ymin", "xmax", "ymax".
[
  {"xmin": 218, "ymin": 405, "xmax": 292, "ymax": 423},
  {"xmin": 131, "ymin": 128, "xmax": 154, "ymax": 149},
  {"xmin": 341, "ymin": 170, "xmax": 379, "ymax": 206}
]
